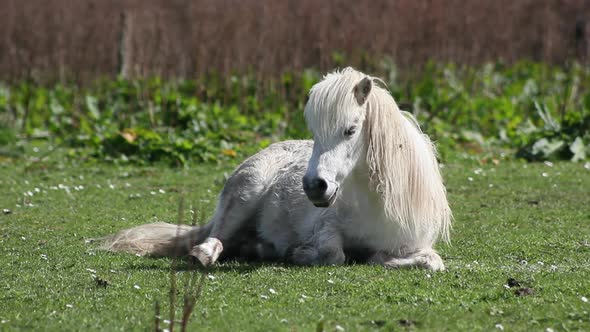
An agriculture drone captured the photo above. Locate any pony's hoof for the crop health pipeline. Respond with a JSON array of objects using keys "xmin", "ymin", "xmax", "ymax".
[
  {"xmin": 423, "ymin": 255, "xmax": 445, "ymax": 271},
  {"xmin": 190, "ymin": 237, "xmax": 223, "ymax": 267},
  {"xmin": 415, "ymin": 249, "xmax": 445, "ymax": 271}
]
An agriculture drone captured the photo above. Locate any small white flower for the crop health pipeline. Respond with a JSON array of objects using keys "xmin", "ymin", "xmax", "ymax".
[
  {"xmin": 489, "ymin": 184, "xmax": 494, "ymax": 188},
  {"xmin": 503, "ymin": 284, "xmax": 510, "ymax": 289},
  {"xmin": 163, "ymin": 320, "xmax": 171, "ymax": 325},
  {"xmin": 260, "ymin": 294, "xmax": 269, "ymax": 299},
  {"xmin": 426, "ymin": 274, "xmax": 431, "ymax": 279},
  {"xmin": 581, "ymin": 296, "xmax": 589, "ymax": 303},
  {"xmin": 544, "ymin": 161, "xmax": 554, "ymax": 167},
  {"xmin": 327, "ymin": 279, "xmax": 335, "ymax": 284},
  {"xmin": 474, "ymin": 168, "xmax": 483, "ymax": 175},
  {"xmin": 150, "ymin": 191, "xmax": 156, "ymax": 195},
  {"xmin": 549, "ymin": 265, "xmax": 558, "ymax": 272},
  {"xmin": 335, "ymin": 325, "xmax": 345, "ymax": 331},
  {"xmin": 40, "ymin": 254, "xmax": 48, "ymax": 260},
  {"xmin": 207, "ymin": 274, "xmax": 216, "ymax": 280},
  {"xmin": 86, "ymin": 268, "xmax": 97, "ymax": 274},
  {"xmin": 301, "ymin": 294, "xmax": 310, "ymax": 299},
  {"xmin": 34, "ymin": 188, "xmax": 40, "ymax": 193},
  {"xmin": 542, "ymin": 172, "xmax": 548, "ymax": 177},
  {"xmin": 467, "ymin": 177, "xmax": 474, "ymax": 182},
  {"xmin": 125, "ymin": 183, "xmax": 131, "ymax": 188},
  {"xmin": 269, "ymin": 288, "xmax": 277, "ymax": 295},
  {"xmin": 158, "ymin": 189, "xmax": 166, "ymax": 194},
  {"xmin": 109, "ymin": 184, "xmax": 115, "ymax": 189},
  {"xmin": 280, "ymin": 319, "xmax": 288, "ymax": 324},
  {"xmin": 133, "ymin": 285, "xmax": 141, "ymax": 289},
  {"xmin": 545, "ymin": 328, "xmax": 555, "ymax": 332},
  {"xmin": 495, "ymin": 323, "xmax": 504, "ymax": 330},
  {"xmin": 584, "ymin": 162, "xmax": 590, "ymax": 170},
  {"xmin": 65, "ymin": 304, "xmax": 73, "ymax": 308},
  {"xmin": 1, "ymin": 319, "xmax": 9, "ymax": 324},
  {"xmin": 20, "ymin": 236, "xmax": 26, "ymax": 241}
]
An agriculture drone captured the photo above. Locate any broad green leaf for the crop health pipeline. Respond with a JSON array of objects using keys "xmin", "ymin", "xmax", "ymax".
[{"xmin": 85, "ymin": 95, "xmax": 100, "ymax": 119}]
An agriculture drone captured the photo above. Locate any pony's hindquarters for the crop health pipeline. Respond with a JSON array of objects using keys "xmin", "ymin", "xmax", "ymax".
[{"xmin": 99, "ymin": 222, "xmax": 211, "ymax": 257}]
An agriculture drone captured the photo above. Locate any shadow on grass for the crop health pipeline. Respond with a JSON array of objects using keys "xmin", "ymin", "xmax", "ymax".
[
  {"xmin": 121, "ymin": 257, "xmax": 299, "ymax": 273},
  {"xmin": 121, "ymin": 255, "xmax": 388, "ymax": 274}
]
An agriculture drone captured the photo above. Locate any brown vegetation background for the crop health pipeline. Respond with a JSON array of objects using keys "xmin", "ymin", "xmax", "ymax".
[{"xmin": 1, "ymin": 0, "xmax": 589, "ymax": 82}]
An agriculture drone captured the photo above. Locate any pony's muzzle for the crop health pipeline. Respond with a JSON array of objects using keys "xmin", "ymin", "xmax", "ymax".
[{"xmin": 302, "ymin": 175, "xmax": 337, "ymax": 207}]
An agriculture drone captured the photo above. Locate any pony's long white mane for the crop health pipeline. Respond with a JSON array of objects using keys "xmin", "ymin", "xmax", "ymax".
[
  {"xmin": 311, "ymin": 68, "xmax": 451, "ymax": 243},
  {"xmin": 365, "ymin": 84, "xmax": 451, "ymax": 243}
]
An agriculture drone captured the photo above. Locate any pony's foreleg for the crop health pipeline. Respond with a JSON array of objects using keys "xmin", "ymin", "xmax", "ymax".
[
  {"xmin": 191, "ymin": 182, "xmax": 264, "ymax": 266},
  {"xmin": 369, "ymin": 248, "xmax": 445, "ymax": 271},
  {"xmin": 292, "ymin": 227, "xmax": 346, "ymax": 266}
]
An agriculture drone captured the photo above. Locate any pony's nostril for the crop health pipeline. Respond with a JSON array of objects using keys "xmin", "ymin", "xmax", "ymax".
[
  {"xmin": 303, "ymin": 176, "xmax": 328, "ymax": 196},
  {"xmin": 315, "ymin": 178, "xmax": 328, "ymax": 192}
]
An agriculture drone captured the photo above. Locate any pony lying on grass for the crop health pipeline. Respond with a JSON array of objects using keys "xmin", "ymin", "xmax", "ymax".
[{"xmin": 102, "ymin": 67, "xmax": 452, "ymax": 271}]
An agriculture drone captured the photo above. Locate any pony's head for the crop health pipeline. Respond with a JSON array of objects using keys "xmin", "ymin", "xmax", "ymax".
[
  {"xmin": 302, "ymin": 67, "xmax": 451, "ymax": 244},
  {"xmin": 302, "ymin": 68, "xmax": 373, "ymax": 207}
]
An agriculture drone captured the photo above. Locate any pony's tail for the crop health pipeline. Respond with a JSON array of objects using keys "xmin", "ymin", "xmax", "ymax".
[{"xmin": 97, "ymin": 222, "xmax": 212, "ymax": 257}]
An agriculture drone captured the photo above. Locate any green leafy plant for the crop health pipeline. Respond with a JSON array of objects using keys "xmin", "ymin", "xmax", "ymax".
[
  {"xmin": 516, "ymin": 101, "xmax": 590, "ymax": 161},
  {"xmin": 1, "ymin": 61, "xmax": 589, "ymax": 164}
]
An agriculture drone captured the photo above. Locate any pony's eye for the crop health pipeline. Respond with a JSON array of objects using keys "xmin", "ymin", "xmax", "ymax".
[{"xmin": 344, "ymin": 126, "xmax": 357, "ymax": 137}]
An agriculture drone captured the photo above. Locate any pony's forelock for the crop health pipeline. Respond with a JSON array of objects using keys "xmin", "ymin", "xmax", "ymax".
[{"xmin": 304, "ymin": 68, "xmax": 367, "ymax": 140}]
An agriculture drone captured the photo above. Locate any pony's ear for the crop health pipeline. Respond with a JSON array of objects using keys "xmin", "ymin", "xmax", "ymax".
[{"xmin": 353, "ymin": 77, "xmax": 372, "ymax": 106}]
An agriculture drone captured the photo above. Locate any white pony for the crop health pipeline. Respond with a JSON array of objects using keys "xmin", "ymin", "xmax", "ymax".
[{"xmin": 103, "ymin": 67, "xmax": 452, "ymax": 271}]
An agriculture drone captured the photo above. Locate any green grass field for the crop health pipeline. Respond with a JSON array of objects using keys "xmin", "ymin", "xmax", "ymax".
[{"xmin": 1, "ymin": 151, "xmax": 589, "ymax": 331}]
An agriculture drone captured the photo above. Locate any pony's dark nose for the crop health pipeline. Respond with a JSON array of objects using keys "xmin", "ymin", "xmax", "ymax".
[{"xmin": 302, "ymin": 175, "xmax": 328, "ymax": 199}]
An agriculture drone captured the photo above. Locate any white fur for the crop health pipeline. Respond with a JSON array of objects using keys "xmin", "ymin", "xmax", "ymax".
[{"xmin": 102, "ymin": 67, "xmax": 452, "ymax": 271}]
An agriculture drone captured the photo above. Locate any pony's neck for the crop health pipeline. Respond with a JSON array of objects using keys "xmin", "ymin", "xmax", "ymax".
[{"xmin": 339, "ymin": 160, "xmax": 385, "ymax": 213}]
